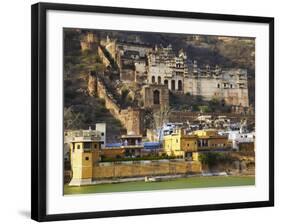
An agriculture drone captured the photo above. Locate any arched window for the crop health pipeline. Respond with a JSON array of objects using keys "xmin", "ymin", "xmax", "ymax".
[
  {"xmin": 152, "ymin": 76, "xmax": 155, "ymax": 83},
  {"xmin": 171, "ymin": 80, "xmax": 175, "ymax": 90},
  {"xmin": 164, "ymin": 80, "xmax": 168, "ymax": 86},
  {"xmin": 158, "ymin": 76, "xmax": 161, "ymax": 84},
  {"xmin": 217, "ymin": 83, "xmax": 220, "ymax": 88},
  {"xmin": 178, "ymin": 80, "xmax": 182, "ymax": 91},
  {"xmin": 153, "ymin": 90, "xmax": 160, "ymax": 105}
]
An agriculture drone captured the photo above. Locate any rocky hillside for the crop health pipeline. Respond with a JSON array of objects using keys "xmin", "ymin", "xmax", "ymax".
[{"xmin": 64, "ymin": 29, "xmax": 126, "ymax": 142}]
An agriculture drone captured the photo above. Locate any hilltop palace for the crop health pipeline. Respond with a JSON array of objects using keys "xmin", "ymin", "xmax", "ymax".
[{"xmin": 96, "ymin": 35, "xmax": 249, "ymax": 110}]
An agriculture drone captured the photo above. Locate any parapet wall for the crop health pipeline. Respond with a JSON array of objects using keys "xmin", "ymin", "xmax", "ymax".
[
  {"xmin": 92, "ymin": 160, "xmax": 202, "ymax": 179},
  {"xmin": 169, "ymin": 111, "xmax": 255, "ymax": 123},
  {"xmin": 88, "ymin": 74, "xmax": 144, "ymax": 135},
  {"xmin": 98, "ymin": 46, "xmax": 111, "ymax": 68}
]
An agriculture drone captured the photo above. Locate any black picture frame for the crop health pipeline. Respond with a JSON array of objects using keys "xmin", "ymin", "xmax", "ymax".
[{"xmin": 31, "ymin": 2, "xmax": 274, "ymax": 222}]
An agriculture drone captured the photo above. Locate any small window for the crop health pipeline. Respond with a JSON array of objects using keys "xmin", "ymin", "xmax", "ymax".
[
  {"xmin": 230, "ymin": 84, "xmax": 233, "ymax": 88},
  {"xmin": 101, "ymin": 132, "xmax": 104, "ymax": 136},
  {"xmin": 217, "ymin": 84, "xmax": 220, "ymax": 88},
  {"xmin": 158, "ymin": 76, "xmax": 161, "ymax": 84},
  {"xmin": 77, "ymin": 144, "xmax": 80, "ymax": 149},
  {"xmin": 94, "ymin": 144, "xmax": 97, "ymax": 149},
  {"xmin": 178, "ymin": 80, "xmax": 182, "ymax": 91},
  {"xmin": 171, "ymin": 80, "xmax": 175, "ymax": 90},
  {"xmin": 153, "ymin": 90, "xmax": 160, "ymax": 105},
  {"xmin": 85, "ymin": 156, "xmax": 89, "ymax": 161},
  {"xmin": 84, "ymin": 142, "xmax": 91, "ymax": 149}
]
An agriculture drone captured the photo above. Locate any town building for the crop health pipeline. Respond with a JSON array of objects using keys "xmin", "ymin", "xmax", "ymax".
[
  {"xmin": 163, "ymin": 128, "xmax": 231, "ymax": 160},
  {"xmin": 95, "ymin": 123, "xmax": 106, "ymax": 148},
  {"xmin": 221, "ymin": 130, "xmax": 255, "ymax": 151},
  {"xmin": 219, "ymin": 120, "xmax": 255, "ymax": 151},
  {"xmin": 163, "ymin": 128, "xmax": 199, "ymax": 160},
  {"xmin": 120, "ymin": 133, "xmax": 143, "ymax": 158},
  {"xmin": 192, "ymin": 129, "xmax": 231, "ymax": 151},
  {"xmin": 65, "ymin": 123, "xmax": 106, "ymax": 149}
]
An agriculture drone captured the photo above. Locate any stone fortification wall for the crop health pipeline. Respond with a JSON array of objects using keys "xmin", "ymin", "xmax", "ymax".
[
  {"xmin": 98, "ymin": 46, "xmax": 111, "ymax": 68},
  {"xmin": 88, "ymin": 74, "xmax": 144, "ymax": 135}
]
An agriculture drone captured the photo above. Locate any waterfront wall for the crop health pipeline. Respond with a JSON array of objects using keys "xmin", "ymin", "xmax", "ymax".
[{"xmin": 92, "ymin": 160, "xmax": 202, "ymax": 179}]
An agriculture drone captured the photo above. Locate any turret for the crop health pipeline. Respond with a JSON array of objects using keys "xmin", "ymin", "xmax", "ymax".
[{"xmin": 68, "ymin": 130, "xmax": 102, "ymax": 186}]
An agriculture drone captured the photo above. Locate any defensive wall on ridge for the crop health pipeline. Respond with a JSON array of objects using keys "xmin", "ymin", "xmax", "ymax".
[{"xmin": 88, "ymin": 73, "xmax": 144, "ymax": 135}]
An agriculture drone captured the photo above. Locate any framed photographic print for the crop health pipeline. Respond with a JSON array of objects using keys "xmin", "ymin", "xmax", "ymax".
[{"xmin": 31, "ymin": 2, "xmax": 274, "ymax": 222}]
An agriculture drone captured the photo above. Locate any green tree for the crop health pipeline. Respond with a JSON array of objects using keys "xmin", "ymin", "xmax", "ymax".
[
  {"xmin": 144, "ymin": 108, "xmax": 154, "ymax": 129},
  {"xmin": 198, "ymin": 105, "xmax": 211, "ymax": 113},
  {"xmin": 153, "ymin": 106, "xmax": 171, "ymax": 129}
]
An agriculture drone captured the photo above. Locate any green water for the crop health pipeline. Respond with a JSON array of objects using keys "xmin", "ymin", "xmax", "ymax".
[{"xmin": 64, "ymin": 176, "xmax": 255, "ymax": 195}]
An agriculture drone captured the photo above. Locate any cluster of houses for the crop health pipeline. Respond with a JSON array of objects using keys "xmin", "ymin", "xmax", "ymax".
[
  {"xmin": 64, "ymin": 120, "xmax": 255, "ymax": 162},
  {"xmin": 64, "ymin": 119, "xmax": 254, "ymax": 185}
]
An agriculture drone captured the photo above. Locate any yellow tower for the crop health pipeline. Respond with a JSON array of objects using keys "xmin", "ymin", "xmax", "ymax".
[{"xmin": 68, "ymin": 130, "xmax": 102, "ymax": 186}]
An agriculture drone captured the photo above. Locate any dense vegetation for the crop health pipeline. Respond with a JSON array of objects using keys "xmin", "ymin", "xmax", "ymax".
[{"xmin": 169, "ymin": 92, "xmax": 232, "ymax": 113}]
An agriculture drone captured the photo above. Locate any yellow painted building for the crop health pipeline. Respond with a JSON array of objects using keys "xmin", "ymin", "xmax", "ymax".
[
  {"xmin": 163, "ymin": 129, "xmax": 199, "ymax": 160},
  {"xmin": 163, "ymin": 129, "xmax": 230, "ymax": 160},
  {"xmin": 68, "ymin": 132, "xmax": 102, "ymax": 186},
  {"xmin": 193, "ymin": 129, "xmax": 230, "ymax": 151}
]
